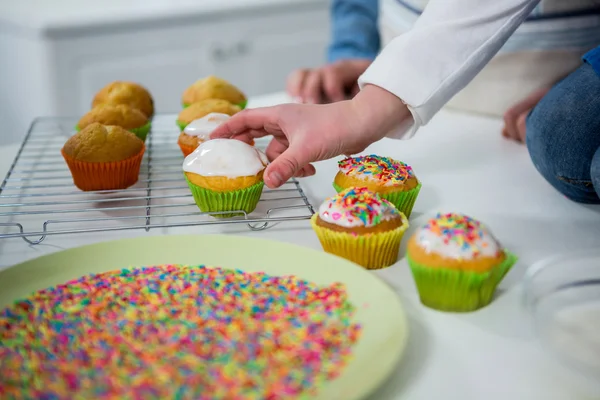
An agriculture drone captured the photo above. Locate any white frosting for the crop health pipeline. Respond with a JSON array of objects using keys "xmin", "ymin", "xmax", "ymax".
[
  {"xmin": 182, "ymin": 138, "xmax": 268, "ymax": 177},
  {"xmin": 414, "ymin": 213, "xmax": 501, "ymax": 260},
  {"xmin": 318, "ymin": 188, "xmax": 400, "ymax": 228},
  {"xmin": 183, "ymin": 113, "xmax": 230, "ymax": 139}
]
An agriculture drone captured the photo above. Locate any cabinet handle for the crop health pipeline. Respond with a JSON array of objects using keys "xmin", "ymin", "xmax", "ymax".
[
  {"xmin": 212, "ymin": 47, "xmax": 227, "ymax": 61},
  {"xmin": 235, "ymin": 41, "xmax": 250, "ymax": 55}
]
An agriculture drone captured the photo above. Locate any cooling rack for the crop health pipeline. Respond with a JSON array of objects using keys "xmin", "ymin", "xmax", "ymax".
[{"xmin": 0, "ymin": 115, "xmax": 315, "ymax": 245}]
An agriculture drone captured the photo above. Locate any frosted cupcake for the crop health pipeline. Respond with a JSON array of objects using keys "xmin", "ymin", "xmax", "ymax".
[
  {"xmin": 177, "ymin": 113, "xmax": 230, "ymax": 157},
  {"xmin": 311, "ymin": 187, "xmax": 409, "ymax": 270},
  {"xmin": 334, "ymin": 155, "xmax": 421, "ymax": 218},
  {"xmin": 183, "ymin": 139, "xmax": 267, "ymax": 218},
  {"xmin": 407, "ymin": 212, "xmax": 517, "ymax": 312}
]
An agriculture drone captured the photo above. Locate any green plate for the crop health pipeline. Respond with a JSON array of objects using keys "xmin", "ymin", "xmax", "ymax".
[{"xmin": 0, "ymin": 234, "xmax": 408, "ymax": 400}]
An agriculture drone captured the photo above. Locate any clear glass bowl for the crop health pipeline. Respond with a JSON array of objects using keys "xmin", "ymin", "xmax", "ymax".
[{"xmin": 523, "ymin": 250, "xmax": 600, "ymax": 392}]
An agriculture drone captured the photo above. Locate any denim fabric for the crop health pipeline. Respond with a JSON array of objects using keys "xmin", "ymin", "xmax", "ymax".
[
  {"xmin": 526, "ymin": 61, "xmax": 600, "ymax": 203},
  {"xmin": 328, "ymin": 0, "xmax": 380, "ymax": 62},
  {"xmin": 583, "ymin": 45, "xmax": 600, "ymax": 77}
]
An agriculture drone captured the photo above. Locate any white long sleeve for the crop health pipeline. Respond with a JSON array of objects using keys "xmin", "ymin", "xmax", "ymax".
[{"xmin": 358, "ymin": 0, "xmax": 541, "ymax": 139}]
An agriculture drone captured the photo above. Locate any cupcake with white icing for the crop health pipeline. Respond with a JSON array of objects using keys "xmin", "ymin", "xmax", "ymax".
[
  {"xmin": 177, "ymin": 113, "xmax": 231, "ymax": 157},
  {"xmin": 311, "ymin": 187, "xmax": 409, "ymax": 269},
  {"xmin": 407, "ymin": 212, "xmax": 517, "ymax": 312},
  {"xmin": 183, "ymin": 139, "xmax": 268, "ymax": 218}
]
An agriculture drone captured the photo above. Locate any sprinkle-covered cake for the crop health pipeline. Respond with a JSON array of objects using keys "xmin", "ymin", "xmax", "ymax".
[
  {"xmin": 333, "ymin": 155, "xmax": 421, "ymax": 218},
  {"xmin": 311, "ymin": 187, "xmax": 409, "ymax": 270},
  {"xmin": 0, "ymin": 265, "xmax": 361, "ymax": 399},
  {"xmin": 407, "ymin": 212, "xmax": 517, "ymax": 312}
]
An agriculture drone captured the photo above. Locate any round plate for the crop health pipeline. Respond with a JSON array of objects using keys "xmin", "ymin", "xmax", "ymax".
[{"xmin": 0, "ymin": 234, "xmax": 408, "ymax": 400}]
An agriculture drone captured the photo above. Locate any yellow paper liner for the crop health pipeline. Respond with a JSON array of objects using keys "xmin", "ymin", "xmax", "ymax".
[
  {"xmin": 61, "ymin": 146, "xmax": 145, "ymax": 191},
  {"xmin": 310, "ymin": 213, "xmax": 409, "ymax": 270}
]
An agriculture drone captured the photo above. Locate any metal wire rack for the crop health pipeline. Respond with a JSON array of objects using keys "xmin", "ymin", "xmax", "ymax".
[{"xmin": 0, "ymin": 115, "xmax": 315, "ymax": 245}]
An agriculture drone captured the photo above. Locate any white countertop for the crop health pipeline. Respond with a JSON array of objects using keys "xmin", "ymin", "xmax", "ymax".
[
  {"xmin": 0, "ymin": 0, "xmax": 326, "ymax": 35},
  {"xmin": 1, "ymin": 92, "xmax": 599, "ymax": 400}
]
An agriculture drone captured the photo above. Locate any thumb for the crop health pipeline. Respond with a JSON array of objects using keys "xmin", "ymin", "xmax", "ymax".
[{"xmin": 264, "ymin": 145, "xmax": 312, "ymax": 188}]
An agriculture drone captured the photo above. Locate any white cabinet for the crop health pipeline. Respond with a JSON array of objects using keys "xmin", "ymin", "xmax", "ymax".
[{"xmin": 0, "ymin": 0, "xmax": 330, "ymax": 145}]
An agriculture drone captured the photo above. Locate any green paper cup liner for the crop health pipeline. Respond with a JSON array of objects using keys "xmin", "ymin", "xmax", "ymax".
[
  {"xmin": 310, "ymin": 213, "xmax": 409, "ymax": 270},
  {"xmin": 74, "ymin": 121, "xmax": 151, "ymax": 142},
  {"xmin": 407, "ymin": 251, "xmax": 518, "ymax": 312},
  {"xmin": 185, "ymin": 176, "xmax": 264, "ymax": 218},
  {"xmin": 333, "ymin": 182, "xmax": 422, "ymax": 219},
  {"xmin": 129, "ymin": 121, "xmax": 151, "ymax": 142},
  {"xmin": 176, "ymin": 119, "xmax": 188, "ymax": 132}
]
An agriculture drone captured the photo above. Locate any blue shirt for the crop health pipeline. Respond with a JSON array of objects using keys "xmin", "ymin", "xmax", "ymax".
[
  {"xmin": 328, "ymin": 0, "xmax": 379, "ymax": 62},
  {"xmin": 328, "ymin": 0, "xmax": 600, "ymax": 63}
]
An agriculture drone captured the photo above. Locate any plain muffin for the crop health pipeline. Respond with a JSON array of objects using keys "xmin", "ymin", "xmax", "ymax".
[
  {"xmin": 92, "ymin": 81, "xmax": 154, "ymax": 117},
  {"xmin": 63, "ymin": 123, "xmax": 144, "ymax": 163},
  {"xmin": 177, "ymin": 99, "xmax": 241, "ymax": 130},
  {"xmin": 182, "ymin": 76, "xmax": 247, "ymax": 108}
]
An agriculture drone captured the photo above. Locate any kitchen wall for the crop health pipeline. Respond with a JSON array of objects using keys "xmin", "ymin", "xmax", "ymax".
[{"xmin": 0, "ymin": 0, "xmax": 330, "ymax": 146}]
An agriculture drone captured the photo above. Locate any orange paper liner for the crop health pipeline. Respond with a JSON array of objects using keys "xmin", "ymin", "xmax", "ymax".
[
  {"xmin": 310, "ymin": 213, "xmax": 409, "ymax": 270},
  {"xmin": 178, "ymin": 141, "xmax": 197, "ymax": 158},
  {"xmin": 61, "ymin": 146, "xmax": 145, "ymax": 191}
]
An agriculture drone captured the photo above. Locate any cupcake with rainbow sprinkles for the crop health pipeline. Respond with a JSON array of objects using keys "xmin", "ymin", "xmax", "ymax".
[
  {"xmin": 333, "ymin": 155, "xmax": 421, "ymax": 218},
  {"xmin": 311, "ymin": 187, "xmax": 409, "ymax": 270},
  {"xmin": 407, "ymin": 212, "xmax": 517, "ymax": 312}
]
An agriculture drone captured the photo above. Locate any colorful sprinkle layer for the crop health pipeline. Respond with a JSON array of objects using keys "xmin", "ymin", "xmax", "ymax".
[
  {"xmin": 339, "ymin": 155, "xmax": 415, "ymax": 186},
  {"xmin": 323, "ymin": 187, "xmax": 398, "ymax": 227},
  {"xmin": 0, "ymin": 265, "xmax": 361, "ymax": 399},
  {"xmin": 424, "ymin": 212, "xmax": 487, "ymax": 252}
]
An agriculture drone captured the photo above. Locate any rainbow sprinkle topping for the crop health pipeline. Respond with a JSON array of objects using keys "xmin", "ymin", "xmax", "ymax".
[
  {"xmin": 0, "ymin": 265, "xmax": 361, "ymax": 399},
  {"xmin": 339, "ymin": 155, "xmax": 415, "ymax": 186},
  {"xmin": 323, "ymin": 187, "xmax": 398, "ymax": 227},
  {"xmin": 424, "ymin": 212, "xmax": 488, "ymax": 254}
]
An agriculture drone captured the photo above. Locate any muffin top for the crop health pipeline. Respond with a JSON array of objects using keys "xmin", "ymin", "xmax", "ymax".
[
  {"xmin": 178, "ymin": 99, "xmax": 241, "ymax": 125},
  {"xmin": 92, "ymin": 81, "xmax": 154, "ymax": 117},
  {"xmin": 413, "ymin": 212, "xmax": 502, "ymax": 260},
  {"xmin": 182, "ymin": 76, "xmax": 246, "ymax": 106},
  {"xmin": 183, "ymin": 113, "xmax": 231, "ymax": 140},
  {"xmin": 338, "ymin": 155, "xmax": 417, "ymax": 188},
  {"xmin": 63, "ymin": 123, "xmax": 144, "ymax": 163},
  {"xmin": 78, "ymin": 104, "xmax": 148, "ymax": 131},
  {"xmin": 183, "ymin": 139, "xmax": 267, "ymax": 177},
  {"xmin": 319, "ymin": 187, "xmax": 401, "ymax": 228}
]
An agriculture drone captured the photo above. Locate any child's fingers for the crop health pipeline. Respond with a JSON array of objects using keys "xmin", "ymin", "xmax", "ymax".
[
  {"xmin": 210, "ymin": 107, "xmax": 279, "ymax": 140},
  {"xmin": 302, "ymin": 71, "xmax": 323, "ymax": 104},
  {"xmin": 264, "ymin": 144, "xmax": 314, "ymax": 188},
  {"xmin": 286, "ymin": 69, "xmax": 308, "ymax": 101}
]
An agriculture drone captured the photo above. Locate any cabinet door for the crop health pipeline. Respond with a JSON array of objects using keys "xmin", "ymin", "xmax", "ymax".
[
  {"xmin": 73, "ymin": 48, "xmax": 216, "ymax": 115},
  {"xmin": 210, "ymin": 10, "xmax": 329, "ymax": 97}
]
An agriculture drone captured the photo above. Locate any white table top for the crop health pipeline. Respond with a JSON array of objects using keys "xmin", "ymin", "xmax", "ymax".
[{"xmin": 1, "ymin": 92, "xmax": 599, "ymax": 400}]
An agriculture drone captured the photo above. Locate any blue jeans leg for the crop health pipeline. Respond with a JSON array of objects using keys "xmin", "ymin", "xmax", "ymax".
[
  {"xmin": 593, "ymin": 146, "xmax": 600, "ymax": 199},
  {"xmin": 526, "ymin": 62, "xmax": 600, "ymax": 204}
]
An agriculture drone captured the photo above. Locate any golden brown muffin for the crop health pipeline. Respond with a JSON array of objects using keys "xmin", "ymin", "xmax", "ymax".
[
  {"xmin": 182, "ymin": 76, "xmax": 247, "ymax": 107},
  {"xmin": 92, "ymin": 81, "xmax": 154, "ymax": 117},
  {"xmin": 63, "ymin": 123, "xmax": 143, "ymax": 163},
  {"xmin": 77, "ymin": 104, "xmax": 148, "ymax": 131},
  {"xmin": 177, "ymin": 99, "xmax": 241, "ymax": 130}
]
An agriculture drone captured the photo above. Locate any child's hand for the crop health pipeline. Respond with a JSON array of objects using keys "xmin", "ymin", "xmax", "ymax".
[
  {"xmin": 286, "ymin": 59, "xmax": 372, "ymax": 104},
  {"xmin": 210, "ymin": 85, "xmax": 411, "ymax": 188}
]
